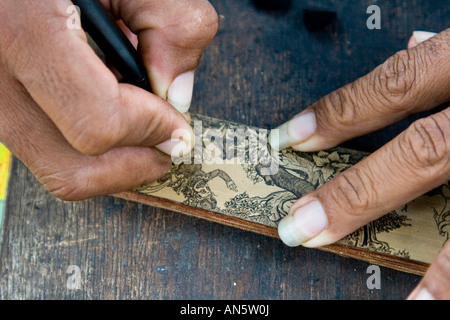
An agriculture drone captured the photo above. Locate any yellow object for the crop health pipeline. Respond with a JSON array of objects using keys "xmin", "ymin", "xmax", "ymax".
[{"xmin": 0, "ymin": 143, "xmax": 11, "ymax": 200}]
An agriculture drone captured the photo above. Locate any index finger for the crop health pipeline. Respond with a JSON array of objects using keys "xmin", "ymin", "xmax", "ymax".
[
  {"xmin": 277, "ymin": 106, "xmax": 450, "ymax": 248},
  {"xmin": 270, "ymin": 28, "xmax": 450, "ymax": 152},
  {"xmin": 1, "ymin": 0, "xmax": 192, "ymax": 156}
]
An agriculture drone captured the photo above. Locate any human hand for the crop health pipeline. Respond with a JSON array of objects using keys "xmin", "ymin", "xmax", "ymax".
[
  {"xmin": 0, "ymin": 0, "xmax": 218, "ymax": 200},
  {"xmin": 274, "ymin": 29, "xmax": 450, "ymax": 299},
  {"xmin": 227, "ymin": 180, "xmax": 238, "ymax": 192}
]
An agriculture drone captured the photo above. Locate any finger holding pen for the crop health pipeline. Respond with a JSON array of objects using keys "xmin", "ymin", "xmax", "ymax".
[{"xmin": 0, "ymin": 0, "xmax": 218, "ymax": 200}]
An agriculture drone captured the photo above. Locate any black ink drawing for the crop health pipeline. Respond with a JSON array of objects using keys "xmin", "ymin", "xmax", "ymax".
[
  {"xmin": 428, "ymin": 183, "xmax": 450, "ymax": 245},
  {"xmin": 136, "ymin": 163, "xmax": 237, "ymax": 210},
  {"xmin": 135, "ymin": 114, "xmax": 449, "ymax": 259}
]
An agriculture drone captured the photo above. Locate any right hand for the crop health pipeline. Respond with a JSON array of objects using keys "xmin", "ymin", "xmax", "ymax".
[
  {"xmin": 275, "ymin": 29, "xmax": 450, "ymax": 299},
  {"xmin": 0, "ymin": 0, "xmax": 218, "ymax": 200}
]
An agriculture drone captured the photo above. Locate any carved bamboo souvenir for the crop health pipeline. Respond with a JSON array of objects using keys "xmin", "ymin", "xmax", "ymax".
[{"xmin": 117, "ymin": 114, "xmax": 450, "ymax": 275}]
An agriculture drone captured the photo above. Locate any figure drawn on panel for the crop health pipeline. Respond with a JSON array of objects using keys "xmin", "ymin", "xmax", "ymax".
[
  {"xmin": 136, "ymin": 163, "xmax": 237, "ymax": 210},
  {"xmin": 137, "ymin": 114, "xmax": 415, "ymax": 254},
  {"xmin": 427, "ymin": 183, "xmax": 450, "ymax": 245}
]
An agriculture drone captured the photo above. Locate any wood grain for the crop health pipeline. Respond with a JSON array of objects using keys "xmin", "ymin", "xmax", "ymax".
[
  {"xmin": 0, "ymin": 158, "xmax": 423, "ymax": 299},
  {"xmin": 117, "ymin": 190, "xmax": 431, "ymax": 276}
]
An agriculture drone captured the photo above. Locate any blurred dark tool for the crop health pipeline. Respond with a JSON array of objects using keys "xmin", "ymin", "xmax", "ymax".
[
  {"xmin": 252, "ymin": 0, "xmax": 292, "ymax": 12},
  {"xmin": 303, "ymin": 9, "xmax": 337, "ymax": 32},
  {"xmin": 71, "ymin": 0, "xmax": 152, "ymax": 91}
]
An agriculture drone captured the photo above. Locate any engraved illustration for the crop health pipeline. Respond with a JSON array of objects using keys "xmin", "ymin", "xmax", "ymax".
[
  {"xmin": 136, "ymin": 163, "xmax": 237, "ymax": 210},
  {"xmin": 428, "ymin": 183, "xmax": 450, "ymax": 245},
  {"xmin": 339, "ymin": 209, "xmax": 411, "ymax": 257},
  {"xmin": 135, "ymin": 114, "xmax": 418, "ymax": 255}
]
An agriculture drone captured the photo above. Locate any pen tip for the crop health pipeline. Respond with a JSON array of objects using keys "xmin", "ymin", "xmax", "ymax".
[{"xmin": 135, "ymin": 77, "xmax": 152, "ymax": 93}]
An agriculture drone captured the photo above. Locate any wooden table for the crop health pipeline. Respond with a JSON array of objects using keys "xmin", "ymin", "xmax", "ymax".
[{"xmin": 1, "ymin": 0, "xmax": 448, "ymax": 299}]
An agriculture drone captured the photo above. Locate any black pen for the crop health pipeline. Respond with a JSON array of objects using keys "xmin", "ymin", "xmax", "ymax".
[{"xmin": 71, "ymin": 0, "xmax": 152, "ymax": 92}]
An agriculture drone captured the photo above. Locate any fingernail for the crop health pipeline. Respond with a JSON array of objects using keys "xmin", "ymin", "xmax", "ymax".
[
  {"xmin": 407, "ymin": 35, "xmax": 418, "ymax": 49},
  {"xmin": 413, "ymin": 31, "xmax": 437, "ymax": 44},
  {"xmin": 410, "ymin": 288, "xmax": 435, "ymax": 300},
  {"xmin": 167, "ymin": 71, "xmax": 195, "ymax": 114},
  {"xmin": 155, "ymin": 139, "xmax": 190, "ymax": 158},
  {"xmin": 269, "ymin": 112, "xmax": 317, "ymax": 150},
  {"xmin": 155, "ymin": 126, "xmax": 194, "ymax": 158},
  {"xmin": 277, "ymin": 200, "xmax": 328, "ymax": 247}
]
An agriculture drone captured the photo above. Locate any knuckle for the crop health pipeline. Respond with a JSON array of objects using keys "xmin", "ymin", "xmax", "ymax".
[
  {"xmin": 67, "ymin": 100, "xmax": 124, "ymax": 156},
  {"xmin": 375, "ymin": 49, "xmax": 418, "ymax": 109},
  {"xmin": 1, "ymin": 29, "xmax": 32, "ymax": 76},
  {"xmin": 401, "ymin": 115, "xmax": 450, "ymax": 172},
  {"xmin": 314, "ymin": 90, "xmax": 345, "ymax": 129},
  {"xmin": 174, "ymin": 2, "xmax": 219, "ymax": 47},
  {"xmin": 314, "ymin": 84, "xmax": 363, "ymax": 130},
  {"xmin": 38, "ymin": 169, "xmax": 85, "ymax": 201},
  {"xmin": 70, "ymin": 120, "xmax": 121, "ymax": 156},
  {"xmin": 49, "ymin": 183, "xmax": 82, "ymax": 201},
  {"xmin": 328, "ymin": 168, "xmax": 377, "ymax": 215},
  {"xmin": 0, "ymin": 8, "xmax": 63, "ymax": 76}
]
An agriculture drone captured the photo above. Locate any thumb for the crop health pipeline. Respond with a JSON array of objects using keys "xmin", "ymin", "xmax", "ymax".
[
  {"xmin": 3, "ymin": 1, "xmax": 194, "ymax": 157},
  {"xmin": 115, "ymin": 0, "xmax": 219, "ymax": 113}
]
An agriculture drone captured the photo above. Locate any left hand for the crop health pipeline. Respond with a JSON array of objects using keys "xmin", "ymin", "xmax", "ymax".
[
  {"xmin": 0, "ymin": 0, "xmax": 218, "ymax": 200},
  {"xmin": 275, "ymin": 29, "xmax": 450, "ymax": 299},
  {"xmin": 227, "ymin": 180, "xmax": 238, "ymax": 192}
]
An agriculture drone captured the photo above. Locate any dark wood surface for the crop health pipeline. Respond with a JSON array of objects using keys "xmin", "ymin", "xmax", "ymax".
[{"xmin": 1, "ymin": 0, "xmax": 449, "ymax": 300}]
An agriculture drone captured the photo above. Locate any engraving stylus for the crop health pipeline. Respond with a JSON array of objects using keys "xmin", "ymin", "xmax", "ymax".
[{"xmin": 71, "ymin": 0, "xmax": 152, "ymax": 92}]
